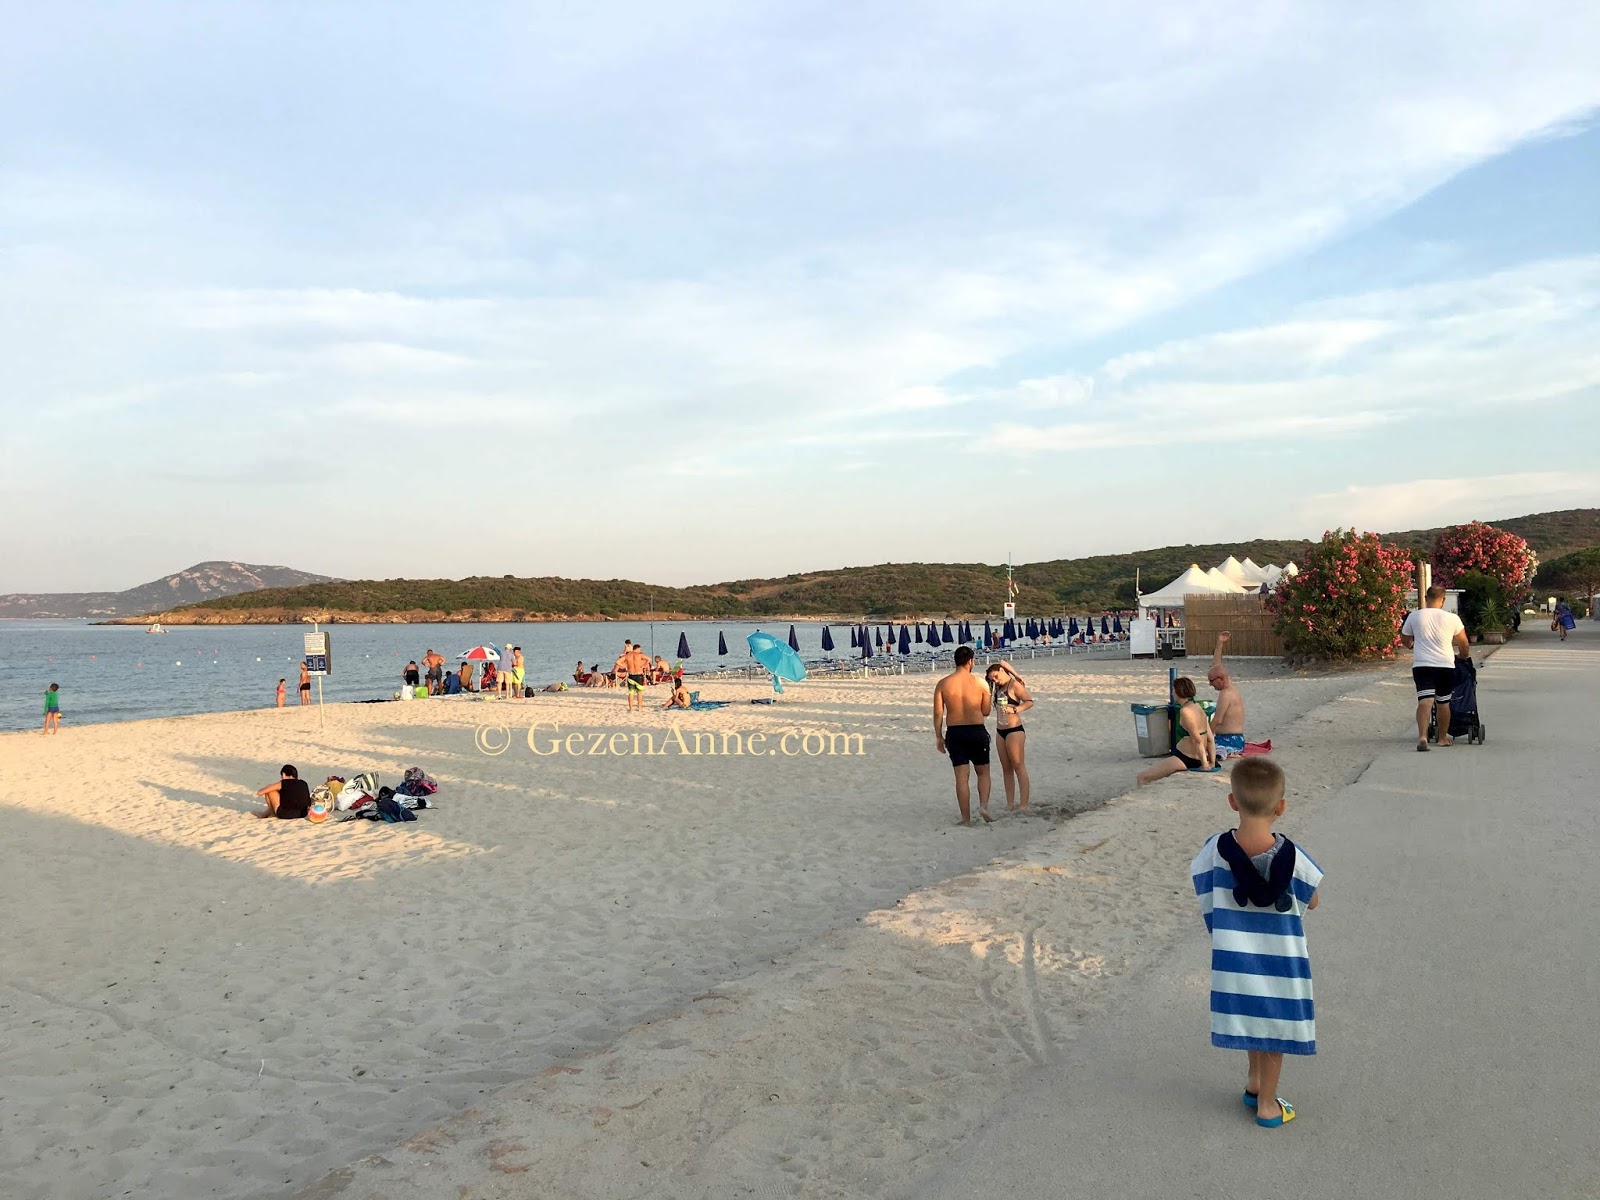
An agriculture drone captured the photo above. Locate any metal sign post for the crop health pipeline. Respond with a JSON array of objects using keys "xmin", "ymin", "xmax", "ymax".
[{"xmin": 304, "ymin": 625, "xmax": 331, "ymax": 731}]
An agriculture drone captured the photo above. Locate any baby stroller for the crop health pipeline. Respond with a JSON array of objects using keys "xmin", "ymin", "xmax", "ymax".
[{"xmin": 1428, "ymin": 655, "xmax": 1485, "ymax": 745}]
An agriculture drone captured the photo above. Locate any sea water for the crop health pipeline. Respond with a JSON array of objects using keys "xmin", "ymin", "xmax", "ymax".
[{"xmin": 0, "ymin": 619, "xmax": 879, "ymax": 731}]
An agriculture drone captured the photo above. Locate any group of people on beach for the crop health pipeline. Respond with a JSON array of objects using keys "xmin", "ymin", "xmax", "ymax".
[
  {"xmin": 573, "ymin": 641, "xmax": 683, "ymax": 702},
  {"xmin": 402, "ymin": 647, "xmax": 526, "ymax": 698}
]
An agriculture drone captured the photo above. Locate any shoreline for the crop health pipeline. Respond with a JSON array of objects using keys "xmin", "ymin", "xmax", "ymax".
[{"xmin": 97, "ymin": 610, "xmax": 1083, "ymax": 627}]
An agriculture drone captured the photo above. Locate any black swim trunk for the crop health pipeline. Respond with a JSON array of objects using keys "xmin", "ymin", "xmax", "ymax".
[
  {"xmin": 945, "ymin": 724, "xmax": 991, "ymax": 767},
  {"xmin": 1412, "ymin": 665, "xmax": 1457, "ymax": 700},
  {"xmin": 1173, "ymin": 746, "xmax": 1203, "ymax": 770},
  {"xmin": 997, "ymin": 724, "xmax": 1024, "ymax": 740},
  {"xmin": 299, "ymin": 682, "xmax": 311, "ymax": 693}
]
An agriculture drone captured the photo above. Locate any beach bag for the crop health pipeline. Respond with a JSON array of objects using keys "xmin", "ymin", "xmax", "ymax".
[
  {"xmin": 414, "ymin": 686, "xmax": 428, "ymax": 699},
  {"xmin": 401, "ymin": 767, "xmax": 438, "ymax": 795},
  {"xmin": 349, "ymin": 772, "xmax": 378, "ymax": 795},
  {"xmin": 307, "ymin": 787, "xmax": 332, "ymax": 824}
]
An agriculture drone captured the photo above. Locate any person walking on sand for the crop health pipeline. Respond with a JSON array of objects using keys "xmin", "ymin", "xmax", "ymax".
[
  {"xmin": 620, "ymin": 642, "xmax": 652, "ymax": 712},
  {"xmin": 298, "ymin": 661, "xmax": 312, "ymax": 705},
  {"xmin": 1208, "ymin": 632, "xmax": 1248, "ymax": 762},
  {"xmin": 934, "ymin": 645, "xmax": 994, "ymax": 825},
  {"xmin": 1400, "ymin": 586, "xmax": 1470, "ymax": 751},
  {"xmin": 276, "ymin": 678, "xmax": 286, "ymax": 708},
  {"xmin": 1136, "ymin": 676, "xmax": 1215, "ymax": 784},
  {"xmin": 986, "ymin": 660, "xmax": 1033, "ymax": 813},
  {"xmin": 42, "ymin": 683, "xmax": 62, "ymax": 733},
  {"xmin": 1191, "ymin": 757, "xmax": 1323, "ymax": 1128}
]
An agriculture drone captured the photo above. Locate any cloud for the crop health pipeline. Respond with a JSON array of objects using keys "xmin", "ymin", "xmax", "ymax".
[
  {"xmin": 979, "ymin": 255, "xmax": 1600, "ymax": 455},
  {"xmin": 1299, "ymin": 471, "xmax": 1600, "ymax": 533}
]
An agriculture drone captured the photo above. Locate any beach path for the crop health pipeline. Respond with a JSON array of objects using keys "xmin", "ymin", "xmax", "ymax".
[{"xmin": 921, "ymin": 625, "xmax": 1600, "ymax": 1200}]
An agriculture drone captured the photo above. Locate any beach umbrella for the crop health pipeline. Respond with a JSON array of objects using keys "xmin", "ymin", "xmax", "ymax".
[
  {"xmin": 821, "ymin": 626, "xmax": 835, "ymax": 651},
  {"xmin": 941, "ymin": 621, "xmax": 953, "ymax": 642},
  {"xmin": 875, "ymin": 628, "xmax": 884, "ymax": 648},
  {"xmin": 459, "ymin": 645, "xmax": 500, "ymax": 661},
  {"xmin": 787, "ymin": 624, "xmax": 800, "ymax": 652},
  {"xmin": 1101, "ymin": 616, "xmax": 1110, "ymax": 636},
  {"xmin": 915, "ymin": 623, "xmax": 924, "ymax": 643},
  {"xmin": 747, "ymin": 631, "xmax": 807, "ymax": 695},
  {"xmin": 718, "ymin": 630, "xmax": 728, "ymax": 655},
  {"xmin": 1001, "ymin": 618, "xmax": 1014, "ymax": 642},
  {"xmin": 1068, "ymin": 617, "xmax": 1079, "ymax": 638},
  {"xmin": 963, "ymin": 621, "xmax": 973, "ymax": 643},
  {"xmin": 677, "ymin": 631, "xmax": 692, "ymax": 659},
  {"xmin": 849, "ymin": 626, "xmax": 857, "ymax": 648},
  {"xmin": 861, "ymin": 626, "xmax": 873, "ymax": 658},
  {"xmin": 927, "ymin": 623, "xmax": 942, "ymax": 648},
  {"xmin": 1113, "ymin": 614, "xmax": 1123, "ymax": 634},
  {"xmin": 899, "ymin": 625, "xmax": 911, "ymax": 654},
  {"xmin": 982, "ymin": 618, "xmax": 993, "ymax": 647}
]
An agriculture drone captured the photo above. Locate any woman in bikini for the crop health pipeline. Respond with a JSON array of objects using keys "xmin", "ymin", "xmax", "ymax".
[{"xmin": 986, "ymin": 660, "xmax": 1034, "ymax": 812}]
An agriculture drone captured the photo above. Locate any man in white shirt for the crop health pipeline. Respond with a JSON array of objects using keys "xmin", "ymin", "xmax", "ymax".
[{"xmin": 1400, "ymin": 586, "xmax": 1471, "ymax": 752}]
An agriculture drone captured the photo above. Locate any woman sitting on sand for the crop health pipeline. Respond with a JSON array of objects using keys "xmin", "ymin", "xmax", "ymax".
[
  {"xmin": 574, "ymin": 660, "xmax": 593, "ymax": 685},
  {"xmin": 664, "ymin": 679, "xmax": 691, "ymax": 709}
]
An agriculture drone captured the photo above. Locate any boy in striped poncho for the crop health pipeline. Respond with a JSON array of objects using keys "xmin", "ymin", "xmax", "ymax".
[{"xmin": 1191, "ymin": 757, "xmax": 1323, "ymax": 1128}]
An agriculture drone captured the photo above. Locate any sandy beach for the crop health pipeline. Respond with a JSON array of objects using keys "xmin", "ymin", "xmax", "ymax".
[{"xmin": 3, "ymin": 654, "xmax": 1383, "ymax": 1199}]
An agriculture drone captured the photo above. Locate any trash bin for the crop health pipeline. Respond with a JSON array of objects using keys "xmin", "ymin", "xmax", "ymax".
[{"xmin": 1131, "ymin": 703, "xmax": 1172, "ymax": 758}]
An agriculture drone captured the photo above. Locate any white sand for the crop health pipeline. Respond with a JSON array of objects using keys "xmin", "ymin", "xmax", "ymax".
[{"xmin": 0, "ymin": 654, "xmax": 1384, "ymax": 1200}]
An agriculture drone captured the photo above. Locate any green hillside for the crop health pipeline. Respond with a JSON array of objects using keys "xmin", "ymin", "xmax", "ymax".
[{"xmin": 159, "ymin": 507, "xmax": 1600, "ymax": 621}]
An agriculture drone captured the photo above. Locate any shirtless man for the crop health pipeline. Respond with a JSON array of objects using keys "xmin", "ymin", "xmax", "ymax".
[
  {"xmin": 1207, "ymin": 631, "xmax": 1247, "ymax": 762},
  {"xmin": 620, "ymin": 642, "xmax": 652, "ymax": 711},
  {"xmin": 509, "ymin": 646, "xmax": 525, "ymax": 699},
  {"xmin": 423, "ymin": 649, "xmax": 446, "ymax": 695},
  {"xmin": 933, "ymin": 645, "xmax": 994, "ymax": 825},
  {"xmin": 1136, "ymin": 676, "xmax": 1215, "ymax": 784}
]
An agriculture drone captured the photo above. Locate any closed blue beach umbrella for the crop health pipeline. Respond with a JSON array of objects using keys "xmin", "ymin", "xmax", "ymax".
[
  {"xmin": 1003, "ymin": 618, "xmax": 1016, "ymax": 641},
  {"xmin": 875, "ymin": 627, "xmax": 884, "ymax": 649},
  {"xmin": 941, "ymin": 620, "xmax": 953, "ymax": 642},
  {"xmin": 962, "ymin": 621, "xmax": 973, "ymax": 643},
  {"xmin": 1068, "ymin": 617, "xmax": 1079, "ymax": 638},
  {"xmin": 982, "ymin": 618, "xmax": 993, "ymax": 647},
  {"xmin": 1113, "ymin": 614, "xmax": 1123, "ymax": 634},
  {"xmin": 860, "ymin": 626, "xmax": 871, "ymax": 659},
  {"xmin": 821, "ymin": 626, "xmax": 835, "ymax": 651},
  {"xmin": 915, "ymin": 623, "xmax": 924, "ymax": 643},
  {"xmin": 787, "ymin": 624, "xmax": 800, "ymax": 652},
  {"xmin": 899, "ymin": 625, "xmax": 911, "ymax": 654},
  {"xmin": 849, "ymin": 626, "xmax": 858, "ymax": 648},
  {"xmin": 1101, "ymin": 615, "xmax": 1110, "ymax": 636},
  {"xmin": 718, "ymin": 630, "xmax": 728, "ymax": 655},
  {"xmin": 678, "ymin": 631, "xmax": 692, "ymax": 659},
  {"xmin": 927, "ymin": 623, "xmax": 941, "ymax": 648}
]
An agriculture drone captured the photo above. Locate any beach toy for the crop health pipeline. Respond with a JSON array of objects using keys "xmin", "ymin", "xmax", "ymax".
[
  {"xmin": 747, "ymin": 631, "xmax": 806, "ymax": 695},
  {"xmin": 307, "ymin": 796, "xmax": 332, "ymax": 823}
]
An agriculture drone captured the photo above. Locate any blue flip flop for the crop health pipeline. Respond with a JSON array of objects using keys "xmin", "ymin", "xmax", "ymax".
[
  {"xmin": 1243, "ymin": 1090, "xmax": 1258, "ymax": 1109},
  {"xmin": 1256, "ymin": 1099, "xmax": 1295, "ymax": 1128}
]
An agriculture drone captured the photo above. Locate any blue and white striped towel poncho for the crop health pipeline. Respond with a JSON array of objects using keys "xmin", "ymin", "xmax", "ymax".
[{"xmin": 1191, "ymin": 833, "xmax": 1324, "ymax": 1055}]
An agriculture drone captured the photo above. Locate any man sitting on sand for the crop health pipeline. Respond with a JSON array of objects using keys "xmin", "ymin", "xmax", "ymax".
[
  {"xmin": 1208, "ymin": 631, "xmax": 1247, "ymax": 762},
  {"xmin": 250, "ymin": 765, "xmax": 313, "ymax": 820},
  {"xmin": 934, "ymin": 645, "xmax": 994, "ymax": 825},
  {"xmin": 1137, "ymin": 676, "xmax": 1216, "ymax": 784}
]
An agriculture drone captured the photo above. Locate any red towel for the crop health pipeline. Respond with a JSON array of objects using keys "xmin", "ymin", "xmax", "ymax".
[{"xmin": 1241, "ymin": 740, "xmax": 1273, "ymax": 757}]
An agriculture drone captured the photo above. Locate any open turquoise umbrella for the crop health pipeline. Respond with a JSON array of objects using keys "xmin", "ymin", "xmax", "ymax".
[{"xmin": 748, "ymin": 631, "xmax": 807, "ymax": 695}]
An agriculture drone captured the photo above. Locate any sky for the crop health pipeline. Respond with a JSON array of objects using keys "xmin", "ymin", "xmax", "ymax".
[{"xmin": 4, "ymin": 2, "xmax": 1600, "ymax": 592}]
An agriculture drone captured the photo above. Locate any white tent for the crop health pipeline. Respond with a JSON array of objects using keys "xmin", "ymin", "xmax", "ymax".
[
  {"xmin": 1205, "ymin": 567, "xmax": 1248, "ymax": 593},
  {"xmin": 1139, "ymin": 565, "xmax": 1237, "ymax": 608},
  {"xmin": 1217, "ymin": 555, "xmax": 1252, "ymax": 585},
  {"xmin": 1238, "ymin": 557, "xmax": 1273, "ymax": 584},
  {"xmin": 1284, "ymin": 561, "xmax": 1299, "ymax": 576}
]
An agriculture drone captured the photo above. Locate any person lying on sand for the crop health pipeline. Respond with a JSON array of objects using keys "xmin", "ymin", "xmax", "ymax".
[{"xmin": 251, "ymin": 765, "xmax": 313, "ymax": 820}]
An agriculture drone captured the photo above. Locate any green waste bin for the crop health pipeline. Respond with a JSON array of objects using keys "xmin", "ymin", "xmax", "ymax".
[{"xmin": 1131, "ymin": 703, "xmax": 1172, "ymax": 757}]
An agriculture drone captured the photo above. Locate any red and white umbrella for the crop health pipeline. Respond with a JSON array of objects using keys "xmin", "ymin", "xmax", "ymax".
[{"xmin": 459, "ymin": 645, "xmax": 500, "ymax": 661}]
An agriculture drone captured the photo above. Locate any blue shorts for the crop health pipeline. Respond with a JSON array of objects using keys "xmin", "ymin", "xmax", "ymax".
[{"xmin": 1215, "ymin": 733, "xmax": 1245, "ymax": 759}]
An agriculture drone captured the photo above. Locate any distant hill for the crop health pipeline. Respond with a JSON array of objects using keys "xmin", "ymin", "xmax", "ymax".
[
  {"xmin": 0, "ymin": 561, "xmax": 334, "ymax": 619},
  {"xmin": 120, "ymin": 508, "xmax": 1600, "ymax": 624}
]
